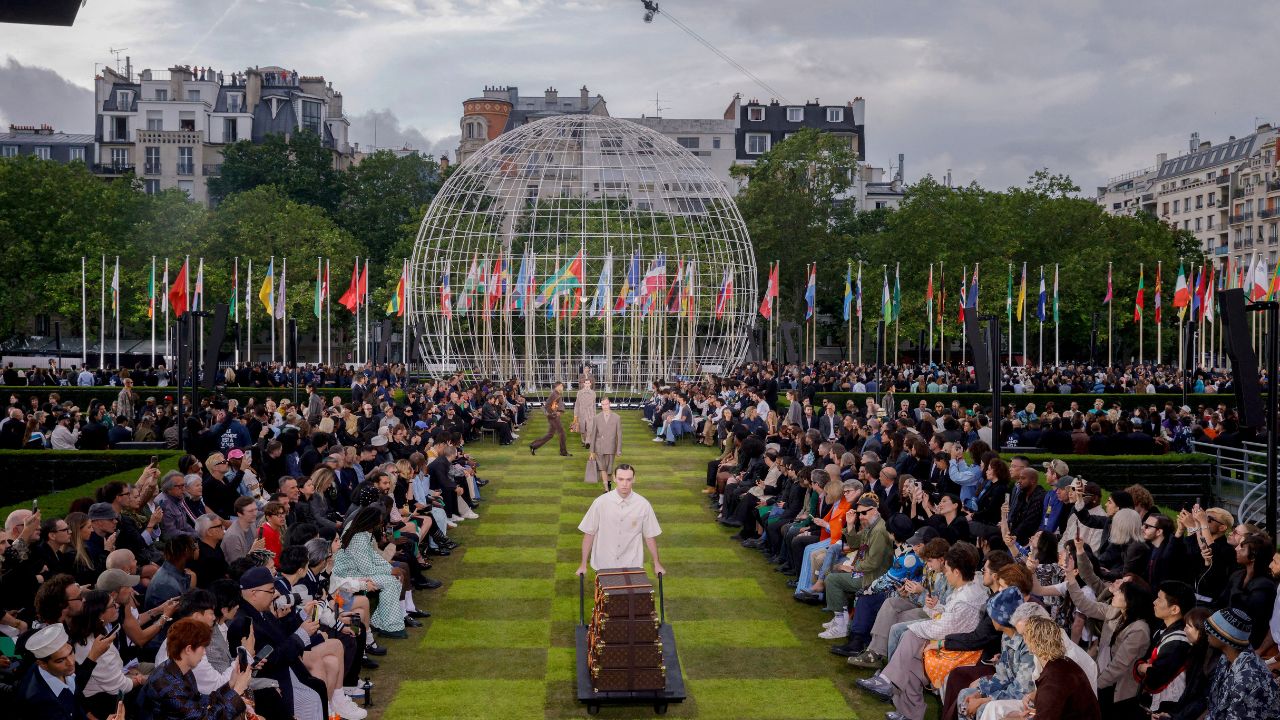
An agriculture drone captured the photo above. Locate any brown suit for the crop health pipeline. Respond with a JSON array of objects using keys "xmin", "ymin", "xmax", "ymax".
[
  {"xmin": 589, "ymin": 410, "xmax": 623, "ymax": 475},
  {"xmin": 530, "ymin": 390, "xmax": 569, "ymax": 455}
]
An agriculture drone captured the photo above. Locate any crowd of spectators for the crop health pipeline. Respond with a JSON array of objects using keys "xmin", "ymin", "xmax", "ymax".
[
  {"xmin": 672, "ymin": 368, "xmax": 1280, "ymax": 720},
  {"xmin": 0, "ymin": 367, "xmax": 529, "ymax": 719}
]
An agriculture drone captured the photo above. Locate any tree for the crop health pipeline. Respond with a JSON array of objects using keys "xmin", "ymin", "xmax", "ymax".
[
  {"xmin": 209, "ymin": 131, "xmax": 342, "ymax": 213},
  {"xmin": 731, "ymin": 128, "xmax": 860, "ymax": 318},
  {"xmin": 338, "ymin": 150, "xmax": 444, "ymax": 266}
]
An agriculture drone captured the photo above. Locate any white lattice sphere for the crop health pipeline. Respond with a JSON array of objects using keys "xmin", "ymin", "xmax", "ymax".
[{"xmin": 409, "ymin": 114, "xmax": 757, "ymax": 389}]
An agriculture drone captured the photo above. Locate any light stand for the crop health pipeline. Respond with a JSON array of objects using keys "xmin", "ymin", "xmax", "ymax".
[
  {"xmin": 1247, "ymin": 302, "xmax": 1278, "ymax": 533},
  {"xmin": 982, "ymin": 315, "xmax": 1001, "ymax": 446}
]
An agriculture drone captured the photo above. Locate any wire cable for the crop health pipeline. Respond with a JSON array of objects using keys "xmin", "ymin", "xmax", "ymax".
[{"xmin": 649, "ymin": 4, "xmax": 789, "ymax": 104}]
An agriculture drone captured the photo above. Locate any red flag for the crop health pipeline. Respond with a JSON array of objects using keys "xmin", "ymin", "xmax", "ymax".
[
  {"xmin": 758, "ymin": 263, "xmax": 778, "ymax": 319},
  {"xmin": 168, "ymin": 260, "xmax": 189, "ymax": 318},
  {"xmin": 338, "ymin": 262, "xmax": 359, "ymax": 313},
  {"xmin": 357, "ymin": 262, "xmax": 369, "ymax": 306}
]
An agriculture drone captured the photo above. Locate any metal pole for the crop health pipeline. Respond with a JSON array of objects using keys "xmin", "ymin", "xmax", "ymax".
[
  {"xmin": 81, "ymin": 256, "xmax": 87, "ymax": 367},
  {"xmin": 151, "ymin": 256, "xmax": 157, "ymax": 368},
  {"xmin": 99, "ymin": 255, "xmax": 105, "ymax": 369}
]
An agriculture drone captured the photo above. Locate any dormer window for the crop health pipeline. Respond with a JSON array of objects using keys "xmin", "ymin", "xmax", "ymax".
[
  {"xmin": 116, "ymin": 90, "xmax": 131, "ymax": 108},
  {"xmin": 826, "ymin": 107, "xmax": 843, "ymax": 123},
  {"xmin": 747, "ymin": 106, "xmax": 764, "ymax": 122},
  {"xmin": 786, "ymin": 107, "xmax": 803, "ymax": 122},
  {"xmin": 227, "ymin": 93, "xmax": 243, "ymax": 113},
  {"xmin": 155, "ymin": 89, "xmax": 168, "ymax": 101}
]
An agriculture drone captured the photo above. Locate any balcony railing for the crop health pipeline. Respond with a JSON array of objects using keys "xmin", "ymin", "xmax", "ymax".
[
  {"xmin": 1216, "ymin": 245, "xmax": 1230, "ymax": 255},
  {"xmin": 92, "ymin": 163, "xmax": 134, "ymax": 175},
  {"xmin": 1269, "ymin": 179, "xmax": 1280, "ymax": 192},
  {"xmin": 1229, "ymin": 214, "xmax": 1245, "ymax": 224},
  {"xmin": 202, "ymin": 164, "xmax": 222, "ymax": 176},
  {"xmin": 1217, "ymin": 174, "xmax": 1232, "ymax": 185},
  {"xmin": 136, "ymin": 129, "xmax": 205, "ymax": 144},
  {"xmin": 143, "ymin": 161, "xmax": 161, "ymax": 175},
  {"xmin": 1260, "ymin": 208, "xmax": 1278, "ymax": 219},
  {"xmin": 176, "ymin": 162, "xmax": 194, "ymax": 176}
]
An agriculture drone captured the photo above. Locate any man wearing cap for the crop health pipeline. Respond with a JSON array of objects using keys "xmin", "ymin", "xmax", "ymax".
[
  {"xmin": 806, "ymin": 494, "xmax": 893, "ymax": 612},
  {"xmin": 15, "ymin": 622, "xmax": 112, "ymax": 719},
  {"xmin": 1202, "ymin": 608, "xmax": 1279, "ymax": 720},
  {"xmin": 1040, "ymin": 460, "xmax": 1072, "ymax": 535},
  {"xmin": 201, "ymin": 452, "xmax": 238, "ymax": 524},
  {"xmin": 84, "ymin": 503, "xmax": 119, "ymax": 572}
]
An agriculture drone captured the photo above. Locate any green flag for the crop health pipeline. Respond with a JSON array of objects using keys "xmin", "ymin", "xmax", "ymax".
[{"xmin": 892, "ymin": 264, "xmax": 900, "ymax": 321}]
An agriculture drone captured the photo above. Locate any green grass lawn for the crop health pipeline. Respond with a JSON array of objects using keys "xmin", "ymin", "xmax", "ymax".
[{"xmin": 371, "ymin": 410, "xmax": 932, "ymax": 719}]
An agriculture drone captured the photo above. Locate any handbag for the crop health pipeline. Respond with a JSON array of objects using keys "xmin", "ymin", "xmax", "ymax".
[{"xmin": 584, "ymin": 456, "xmax": 599, "ymax": 483}]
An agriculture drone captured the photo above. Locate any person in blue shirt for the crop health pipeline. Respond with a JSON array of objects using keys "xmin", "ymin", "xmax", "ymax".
[
  {"xmin": 947, "ymin": 440, "xmax": 990, "ymax": 511},
  {"xmin": 1040, "ymin": 460, "xmax": 1073, "ymax": 535}
]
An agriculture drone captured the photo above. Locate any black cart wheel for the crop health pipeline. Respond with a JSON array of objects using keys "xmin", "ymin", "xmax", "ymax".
[
  {"xmin": 587, "ymin": 703, "xmax": 600, "ymax": 715},
  {"xmin": 655, "ymin": 703, "xmax": 668, "ymax": 714}
]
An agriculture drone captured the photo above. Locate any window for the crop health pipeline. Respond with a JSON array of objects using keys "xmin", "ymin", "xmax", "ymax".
[
  {"xmin": 301, "ymin": 100, "xmax": 322, "ymax": 135},
  {"xmin": 154, "ymin": 88, "xmax": 168, "ymax": 101},
  {"xmin": 676, "ymin": 137, "xmax": 700, "ymax": 149},
  {"xmin": 110, "ymin": 148, "xmax": 129, "ymax": 168},
  {"xmin": 227, "ymin": 93, "xmax": 242, "ymax": 113},
  {"xmin": 1195, "ymin": 218, "xmax": 1202, "ymax": 231},
  {"xmin": 1207, "ymin": 216, "xmax": 1215, "ymax": 229},
  {"xmin": 1208, "ymin": 193, "xmax": 1216, "ymax": 206},
  {"xmin": 826, "ymin": 107, "xmax": 843, "ymax": 122},
  {"xmin": 1162, "ymin": 202, "xmax": 1168, "ymax": 215},
  {"xmin": 178, "ymin": 180, "xmax": 194, "ymax": 198},
  {"xmin": 113, "ymin": 116, "xmax": 128, "ymax": 141},
  {"xmin": 177, "ymin": 146, "xmax": 193, "ymax": 175},
  {"xmin": 143, "ymin": 179, "xmax": 160, "ymax": 195},
  {"xmin": 178, "ymin": 112, "xmax": 195, "ymax": 132},
  {"xmin": 146, "ymin": 111, "xmax": 162, "ymax": 130},
  {"xmin": 116, "ymin": 90, "xmax": 130, "ymax": 108},
  {"xmin": 187, "ymin": 89, "xmax": 200, "ymax": 102},
  {"xmin": 224, "ymin": 118, "xmax": 237, "ymax": 142},
  {"xmin": 712, "ymin": 136, "xmax": 721, "ymax": 149},
  {"xmin": 1, "ymin": 145, "xmax": 16, "ymax": 157},
  {"xmin": 747, "ymin": 106, "xmax": 764, "ymax": 122},
  {"xmin": 786, "ymin": 107, "xmax": 803, "ymax": 122},
  {"xmin": 1172, "ymin": 199, "xmax": 1179, "ymax": 213},
  {"xmin": 1183, "ymin": 220, "xmax": 1190, "ymax": 230},
  {"xmin": 69, "ymin": 147, "xmax": 84, "ymax": 163},
  {"xmin": 144, "ymin": 146, "xmax": 160, "ymax": 174},
  {"xmin": 746, "ymin": 133, "xmax": 769, "ymax": 154},
  {"xmin": 34, "ymin": 146, "xmax": 50, "ymax": 160}
]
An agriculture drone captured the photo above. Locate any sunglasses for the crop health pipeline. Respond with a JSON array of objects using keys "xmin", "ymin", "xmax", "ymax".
[
  {"xmin": 1142, "ymin": 523, "xmax": 1160, "ymax": 529},
  {"xmin": 855, "ymin": 509, "xmax": 876, "ymax": 516}
]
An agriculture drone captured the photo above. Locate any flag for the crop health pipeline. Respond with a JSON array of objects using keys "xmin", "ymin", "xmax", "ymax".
[
  {"xmin": 926, "ymin": 264, "xmax": 934, "ymax": 325},
  {"xmin": 314, "ymin": 259, "xmax": 323, "ymax": 318},
  {"xmin": 1052, "ymin": 265, "xmax": 1059, "ymax": 324},
  {"xmin": 1174, "ymin": 262, "xmax": 1190, "ymax": 319},
  {"xmin": 110, "ymin": 259, "xmax": 119, "ymax": 316},
  {"xmin": 537, "ymin": 251, "xmax": 585, "ymax": 307},
  {"xmin": 1192, "ymin": 264, "xmax": 1207, "ymax": 319},
  {"xmin": 855, "ymin": 263, "xmax": 862, "ymax": 319},
  {"xmin": 892, "ymin": 263, "xmax": 901, "ymax": 321},
  {"xmin": 1037, "ymin": 266, "xmax": 1046, "ymax": 322},
  {"xmin": 1006, "ymin": 263, "xmax": 1013, "ymax": 320},
  {"xmin": 458, "ymin": 255, "xmax": 478, "ymax": 314},
  {"xmin": 1250, "ymin": 255, "xmax": 1271, "ymax": 301},
  {"xmin": 842, "ymin": 261, "xmax": 852, "ymax": 322},
  {"xmin": 192, "ymin": 259, "xmax": 204, "ymax": 312},
  {"xmin": 667, "ymin": 259, "xmax": 684, "ymax": 313},
  {"xmin": 1154, "ymin": 263, "xmax": 1163, "ymax": 324},
  {"xmin": 967, "ymin": 264, "xmax": 979, "ymax": 311},
  {"xmin": 357, "ymin": 262, "xmax": 369, "ymax": 306},
  {"xmin": 759, "ymin": 262, "xmax": 778, "ymax": 319},
  {"xmin": 1016, "ymin": 262, "xmax": 1026, "ymax": 321},
  {"xmin": 489, "ymin": 253, "xmax": 508, "ymax": 310},
  {"xmin": 881, "ymin": 268, "xmax": 891, "ymax": 323},
  {"xmin": 259, "ymin": 259, "xmax": 275, "ymax": 315},
  {"xmin": 715, "ymin": 267, "xmax": 733, "ymax": 319},
  {"xmin": 1102, "ymin": 264, "xmax": 1113, "ymax": 304},
  {"xmin": 1202, "ymin": 263, "xmax": 1215, "ymax": 323},
  {"xmin": 339, "ymin": 261, "xmax": 359, "ymax": 313},
  {"xmin": 592, "ymin": 254, "xmax": 613, "ymax": 317},
  {"xmin": 147, "ymin": 261, "xmax": 156, "ymax": 319},
  {"xmin": 615, "ymin": 253, "xmax": 639, "ymax": 314},
  {"xmin": 958, "ymin": 266, "xmax": 968, "ymax": 324},
  {"xmin": 641, "ymin": 255, "xmax": 666, "ymax": 309},
  {"xmin": 1270, "ymin": 261, "xmax": 1280, "ymax": 301},
  {"xmin": 440, "ymin": 267, "xmax": 453, "ymax": 320},
  {"xmin": 274, "ymin": 260, "xmax": 287, "ymax": 320},
  {"xmin": 386, "ymin": 262, "xmax": 406, "ymax": 316},
  {"xmin": 1134, "ymin": 265, "xmax": 1144, "ymax": 322},
  {"xmin": 513, "ymin": 251, "xmax": 532, "ymax": 314},
  {"xmin": 169, "ymin": 259, "xmax": 189, "ymax": 317},
  {"xmin": 229, "ymin": 259, "xmax": 239, "ymax": 320},
  {"xmin": 804, "ymin": 264, "xmax": 816, "ymax": 320},
  {"xmin": 681, "ymin": 259, "xmax": 696, "ymax": 317},
  {"xmin": 162, "ymin": 262, "xmax": 170, "ymax": 315}
]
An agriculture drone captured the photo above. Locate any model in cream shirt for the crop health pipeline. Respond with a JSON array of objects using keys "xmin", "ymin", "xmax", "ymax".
[{"xmin": 576, "ymin": 466, "xmax": 665, "ymax": 574}]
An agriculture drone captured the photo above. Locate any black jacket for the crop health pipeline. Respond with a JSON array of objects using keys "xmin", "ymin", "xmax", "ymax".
[{"xmin": 1006, "ymin": 485, "xmax": 1047, "ymax": 545}]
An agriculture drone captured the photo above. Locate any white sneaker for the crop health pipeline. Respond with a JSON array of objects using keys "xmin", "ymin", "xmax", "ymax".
[
  {"xmin": 652, "ymin": 436, "xmax": 664, "ymax": 442},
  {"xmin": 446, "ymin": 521, "xmax": 458, "ymax": 528},
  {"xmin": 343, "ymin": 685, "xmax": 366, "ymax": 698},
  {"xmin": 331, "ymin": 691, "xmax": 368, "ymax": 719},
  {"xmin": 818, "ymin": 615, "xmax": 848, "ymax": 640},
  {"xmin": 450, "ymin": 514, "xmax": 465, "ymax": 522},
  {"xmin": 462, "ymin": 510, "xmax": 479, "ymax": 519}
]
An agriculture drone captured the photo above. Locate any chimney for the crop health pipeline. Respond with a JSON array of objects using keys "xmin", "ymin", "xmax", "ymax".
[
  {"xmin": 125, "ymin": 56, "xmax": 132, "ymax": 82},
  {"xmin": 897, "ymin": 153, "xmax": 905, "ymax": 182},
  {"xmin": 1200, "ymin": 140, "xmax": 1211, "ymax": 150},
  {"xmin": 545, "ymin": 87, "xmax": 558, "ymax": 104},
  {"xmin": 1260, "ymin": 123, "xmax": 1274, "ymax": 134},
  {"xmin": 581, "ymin": 85, "xmax": 589, "ymax": 106},
  {"xmin": 1190, "ymin": 132, "xmax": 1199, "ymax": 153},
  {"xmin": 1157, "ymin": 152, "xmax": 1168, "ymax": 166}
]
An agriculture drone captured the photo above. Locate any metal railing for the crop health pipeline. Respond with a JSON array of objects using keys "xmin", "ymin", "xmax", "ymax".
[
  {"xmin": 1217, "ymin": 174, "xmax": 1232, "ymax": 185},
  {"xmin": 202, "ymin": 164, "xmax": 222, "ymax": 176},
  {"xmin": 176, "ymin": 162, "xmax": 194, "ymax": 176},
  {"xmin": 143, "ymin": 161, "xmax": 161, "ymax": 174},
  {"xmin": 1191, "ymin": 440, "xmax": 1277, "ymax": 524}
]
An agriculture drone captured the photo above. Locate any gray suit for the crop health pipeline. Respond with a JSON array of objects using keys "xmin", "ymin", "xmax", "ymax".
[{"xmin": 589, "ymin": 411, "xmax": 623, "ymax": 475}]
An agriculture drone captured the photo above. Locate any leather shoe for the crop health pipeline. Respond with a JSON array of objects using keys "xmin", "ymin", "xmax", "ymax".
[
  {"xmin": 413, "ymin": 577, "xmax": 443, "ymax": 590},
  {"xmin": 529, "ymin": 446, "xmax": 536, "ymax": 455},
  {"xmin": 476, "ymin": 478, "xmax": 489, "ymax": 486},
  {"xmin": 365, "ymin": 643, "xmax": 387, "ymax": 657},
  {"xmin": 829, "ymin": 643, "xmax": 862, "ymax": 657},
  {"xmin": 793, "ymin": 591, "xmax": 823, "ymax": 604},
  {"xmin": 361, "ymin": 656, "xmax": 380, "ymax": 669},
  {"xmin": 785, "ymin": 580, "xmax": 799, "ymax": 589},
  {"xmin": 426, "ymin": 546, "xmax": 451, "ymax": 556},
  {"xmin": 403, "ymin": 615, "xmax": 423, "ymax": 628},
  {"xmin": 406, "ymin": 610, "xmax": 431, "ymax": 619}
]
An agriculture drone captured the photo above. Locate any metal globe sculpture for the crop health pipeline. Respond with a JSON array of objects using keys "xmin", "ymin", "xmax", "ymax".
[{"xmin": 409, "ymin": 114, "xmax": 756, "ymax": 390}]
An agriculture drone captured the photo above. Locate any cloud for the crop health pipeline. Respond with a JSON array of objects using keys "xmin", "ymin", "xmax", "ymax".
[
  {"xmin": 0, "ymin": 57, "xmax": 94, "ymax": 132},
  {"xmin": 347, "ymin": 108, "xmax": 458, "ymax": 160}
]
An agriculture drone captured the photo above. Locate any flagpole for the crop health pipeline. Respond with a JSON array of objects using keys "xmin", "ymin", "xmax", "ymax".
[
  {"xmin": 325, "ymin": 259, "xmax": 331, "ymax": 368},
  {"xmin": 150, "ymin": 256, "xmax": 157, "ymax": 368},
  {"xmin": 281, "ymin": 256, "xmax": 288, "ymax": 367},
  {"xmin": 246, "ymin": 259, "xmax": 252, "ymax": 364},
  {"xmin": 961, "ymin": 265, "xmax": 967, "ymax": 368},
  {"xmin": 269, "ymin": 256, "xmax": 276, "ymax": 363},
  {"xmin": 1054, "ymin": 264, "xmax": 1059, "ymax": 368},
  {"xmin": 893, "ymin": 262, "xmax": 900, "ymax": 365},
  {"xmin": 927, "ymin": 263, "xmax": 934, "ymax": 366},
  {"xmin": 1138, "ymin": 263, "xmax": 1144, "ymax": 366},
  {"xmin": 99, "ymin": 255, "xmax": 106, "ymax": 369},
  {"xmin": 163, "ymin": 259, "xmax": 170, "ymax": 368},
  {"xmin": 1156, "ymin": 261, "xmax": 1162, "ymax": 366},
  {"xmin": 937, "ymin": 261, "xmax": 943, "ymax": 366},
  {"xmin": 1007, "ymin": 262, "xmax": 1013, "ymax": 368},
  {"xmin": 113, "ymin": 256, "xmax": 120, "ymax": 369},
  {"xmin": 232, "ymin": 257, "xmax": 239, "ymax": 366},
  {"xmin": 1038, "ymin": 266, "xmax": 1044, "ymax": 370},
  {"xmin": 197, "ymin": 258, "xmax": 204, "ymax": 370},
  {"xmin": 1107, "ymin": 261, "xmax": 1114, "ymax": 368},
  {"xmin": 81, "ymin": 256, "xmax": 87, "ymax": 367},
  {"xmin": 402, "ymin": 258, "xmax": 409, "ymax": 366},
  {"xmin": 1020, "ymin": 263, "xmax": 1027, "ymax": 368}
]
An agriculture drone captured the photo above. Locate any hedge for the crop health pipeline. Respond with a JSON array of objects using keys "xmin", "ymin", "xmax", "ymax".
[
  {"xmin": 812, "ymin": 392, "xmax": 1227, "ymax": 414},
  {"xmin": 0, "ymin": 385, "xmax": 408, "ymax": 410},
  {"xmin": 1014, "ymin": 453, "xmax": 1215, "ymax": 517},
  {"xmin": 0, "ymin": 449, "xmax": 183, "ymax": 509}
]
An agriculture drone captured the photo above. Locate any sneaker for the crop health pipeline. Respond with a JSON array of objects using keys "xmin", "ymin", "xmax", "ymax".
[
  {"xmin": 449, "ymin": 514, "xmax": 465, "ymax": 522},
  {"xmin": 847, "ymin": 650, "xmax": 886, "ymax": 669},
  {"xmin": 343, "ymin": 686, "xmax": 366, "ymax": 698},
  {"xmin": 818, "ymin": 616, "xmax": 847, "ymax": 640},
  {"xmin": 330, "ymin": 691, "xmax": 369, "ymax": 719},
  {"xmin": 651, "ymin": 436, "xmax": 664, "ymax": 442},
  {"xmin": 446, "ymin": 521, "xmax": 458, "ymax": 529},
  {"xmin": 462, "ymin": 509, "xmax": 479, "ymax": 520}
]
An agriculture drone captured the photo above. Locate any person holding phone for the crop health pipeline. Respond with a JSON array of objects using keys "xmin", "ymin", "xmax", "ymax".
[
  {"xmin": 145, "ymin": 618, "xmax": 250, "ymax": 719},
  {"xmin": 67, "ymin": 590, "xmax": 144, "ymax": 718}
]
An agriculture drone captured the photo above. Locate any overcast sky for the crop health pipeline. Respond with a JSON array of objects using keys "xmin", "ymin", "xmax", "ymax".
[{"xmin": 0, "ymin": 0, "xmax": 1274, "ymax": 192}]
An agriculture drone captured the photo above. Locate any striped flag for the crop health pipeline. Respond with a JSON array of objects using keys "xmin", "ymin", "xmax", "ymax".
[
  {"xmin": 193, "ymin": 259, "xmax": 204, "ymax": 311},
  {"xmin": 386, "ymin": 261, "xmax": 406, "ymax": 316},
  {"xmin": 855, "ymin": 263, "xmax": 862, "ymax": 319},
  {"xmin": 842, "ymin": 261, "xmax": 852, "ymax": 322},
  {"xmin": 715, "ymin": 267, "xmax": 733, "ymax": 319},
  {"xmin": 1133, "ymin": 265, "xmax": 1144, "ymax": 322},
  {"xmin": 804, "ymin": 264, "xmax": 816, "ymax": 320},
  {"xmin": 147, "ymin": 260, "xmax": 156, "ymax": 319},
  {"xmin": 881, "ymin": 267, "xmax": 891, "ymax": 323},
  {"xmin": 440, "ymin": 267, "xmax": 453, "ymax": 320},
  {"xmin": 1016, "ymin": 262, "xmax": 1026, "ymax": 321},
  {"xmin": 759, "ymin": 262, "xmax": 778, "ymax": 319},
  {"xmin": 1154, "ymin": 263, "xmax": 1162, "ymax": 324},
  {"xmin": 110, "ymin": 258, "xmax": 119, "ymax": 316},
  {"xmin": 1037, "ymin": 266, "xmax": 1046, "ymax": 322},
  {"xmin": 592, "ymin": 254, "xmax": 613, "ymax": 317},
  {"xmin": 258, "ymin": 259, "xmax": 274, "ymax": 315},
  {"xmin": 1052, "ymin": 264, "xmax": 1059, "ymax": 324}
]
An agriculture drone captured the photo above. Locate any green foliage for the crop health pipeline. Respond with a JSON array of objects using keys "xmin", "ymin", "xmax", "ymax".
[
  {"xmin": 208, "ymin": 131, "xmax": 342, "ymax": 213},
  {"xmin": 813, "ymin": 392, "xmax": 1224, "ymax": 413},
  {"xmin": 338, "ymin": 150, "xmax": 443, "ymax": 264}
]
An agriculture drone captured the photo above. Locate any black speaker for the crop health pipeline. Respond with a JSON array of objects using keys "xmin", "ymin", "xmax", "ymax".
[
  {"xmin": 287, "ymin": 319, "xmax": 299, "ymax": 368},
  {"xmin": 1089, "ymin": 312, "xmax": 1100, "ymax": 365},
  {"xmin": 1218, "ymin": 289, "xmax": 1264, "ymax": 428},
  {"xmin": 380, "ymin": 319, "xmax": 393, "ymax": 364},
  {"xmin": 202, "ymin": 304, "xmax": 230, "ymax": 390},
  {"xmin": 875, "ymin": 321, "xmax": 885, "ymax": 366},
  {"xmin": 175, "ymin": 315, "xmax": 189, "ymax": 384},
  {"xmin": 963, "ymin": 310, "xmax": 990, "ymax": 391},
  {"xmin": 1183, "ymin": 319, "xmax": 1199, "ymax": 370},
  {"xmin": 918, "ymin": 329, "xmax": 926, "ymax": 364}
]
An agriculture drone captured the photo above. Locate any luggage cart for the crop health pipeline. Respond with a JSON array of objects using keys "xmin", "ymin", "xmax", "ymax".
[{"xmin": 576, "ymin": 573, "xmax": 686, "ymax": 715}]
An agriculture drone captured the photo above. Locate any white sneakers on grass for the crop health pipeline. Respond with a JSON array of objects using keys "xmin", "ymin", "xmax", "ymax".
[{"xmin": 331, "ymin": 690, "xmax": 368, "ymax": 719}]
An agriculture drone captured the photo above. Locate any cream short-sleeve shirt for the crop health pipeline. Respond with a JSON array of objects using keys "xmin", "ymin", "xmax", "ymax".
[{"xmin": 578, "ymin": 489, "xmax": 662, "ymax": 570}]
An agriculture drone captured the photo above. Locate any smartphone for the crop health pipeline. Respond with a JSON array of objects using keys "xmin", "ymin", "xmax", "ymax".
[
  {"xmin": 149, "ymin": 455, "xmax": 159, "ymax": 469},
  {"xmin": 257, "ymin": 526, "xmax": 264, "ymax": 539},
  {"xmin": 254, "ymin": 645, "xmax": 274, "ymax": 665},
  {"xmin": 311, "ymin": 603, "xmax": 321, "ymax": 623},
  {"xmin": 31, "ymin": 499, "xmax": 37, "ymax": 512},
  {"xmin": 237, "ymin": 646, "xmax": 251, "ymax": 672}
]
